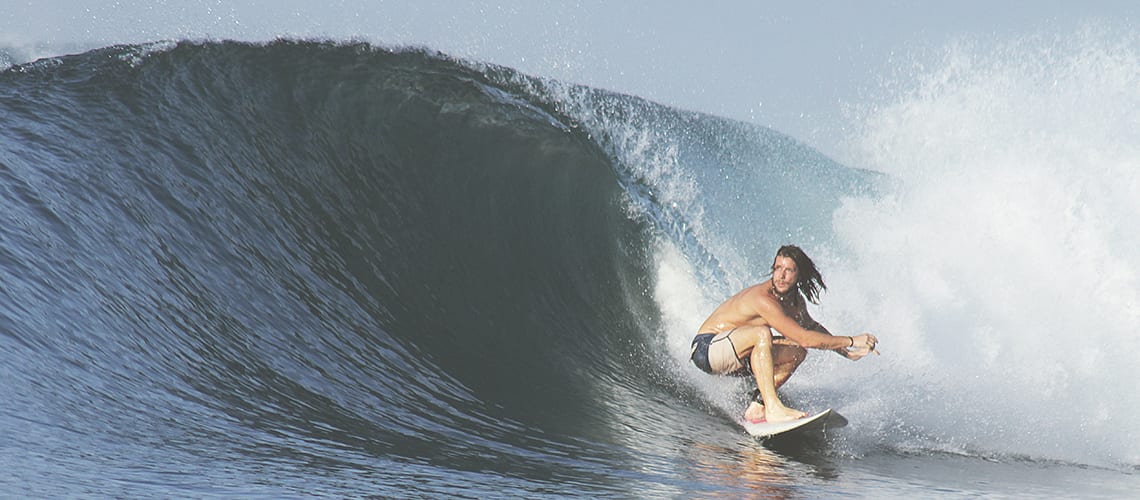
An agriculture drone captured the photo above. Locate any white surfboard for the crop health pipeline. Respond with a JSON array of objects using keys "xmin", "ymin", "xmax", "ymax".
[{"xmin": 741, "ymin": 408, "xmax": 847, "ymax": 438}]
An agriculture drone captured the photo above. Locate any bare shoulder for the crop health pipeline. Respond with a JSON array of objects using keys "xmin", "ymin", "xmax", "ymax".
[{"xmin": 740, "ymin": 283, "xmax": 780, "ymax": 313}]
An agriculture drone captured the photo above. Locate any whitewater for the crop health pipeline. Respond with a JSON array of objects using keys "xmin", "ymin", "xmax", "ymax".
[{"xmin": 1, "ymin": 26, "xmax": 1138, "ymax": 499}]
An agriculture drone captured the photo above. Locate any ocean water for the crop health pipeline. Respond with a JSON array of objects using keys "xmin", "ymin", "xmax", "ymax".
[{"xmin": 1, "ymin": 33, "xmax": 1137, "ymax": 498}]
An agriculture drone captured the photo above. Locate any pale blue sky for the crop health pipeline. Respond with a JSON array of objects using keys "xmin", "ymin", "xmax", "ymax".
[{"xmin": 3, "ymin": 1, "xmax": 1135, "ymax": 157}]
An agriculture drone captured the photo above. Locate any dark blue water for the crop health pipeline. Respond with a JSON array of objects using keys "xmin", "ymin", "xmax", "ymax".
[{"xmin": 1, "ymin": 41, "xmax": 1136, "ymax": 497}]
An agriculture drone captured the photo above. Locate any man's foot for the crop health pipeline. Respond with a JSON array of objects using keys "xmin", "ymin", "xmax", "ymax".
[
  {"xmin": 764, "ymin": 404, "xmax": 807, "ymax": 424},
  {"xmin": 744, "ymin": 401, "xmax": 766, "ymax": 423}
]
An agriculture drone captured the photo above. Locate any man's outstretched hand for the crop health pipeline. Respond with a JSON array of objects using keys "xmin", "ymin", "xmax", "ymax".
[{"xmin": 846, "ymin": 333, "xmax": 879, "ymax": 360}]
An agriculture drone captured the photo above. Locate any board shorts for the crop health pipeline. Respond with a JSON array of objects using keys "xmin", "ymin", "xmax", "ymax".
[{"xmin": 690, "ymin": 330, "xmax": 752, "ymax": 377}]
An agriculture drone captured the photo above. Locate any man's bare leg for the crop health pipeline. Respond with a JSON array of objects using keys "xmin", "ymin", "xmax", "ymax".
[
  {"xmin": 744, "ymin": 345, "xmax": 807, "ymax": 422},
  {"xmin": 772, "ymin": 343, "xmax": 807, "ymax": 389},
  {"xmin": 745, "ymin": 328, "xmax": 806, "ymax": 423}
]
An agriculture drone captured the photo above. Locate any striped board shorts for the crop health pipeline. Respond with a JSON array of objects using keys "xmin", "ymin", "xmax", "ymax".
[{"xmin": 690, "ymin": 330, "xmax": 752, "ymax": 377}]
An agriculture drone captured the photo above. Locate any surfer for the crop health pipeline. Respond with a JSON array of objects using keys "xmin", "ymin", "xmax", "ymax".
[{"xmin": 690, "ymin": 245, "xmax": 878, "ymax": 424}]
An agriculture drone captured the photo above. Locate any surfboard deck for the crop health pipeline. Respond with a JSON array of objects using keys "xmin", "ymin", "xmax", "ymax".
[{"xmin": 740, "ymin": 408, "xmax": 848, "ymax": 438}]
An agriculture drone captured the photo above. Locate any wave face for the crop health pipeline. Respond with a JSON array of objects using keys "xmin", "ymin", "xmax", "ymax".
[
  {"xmin": 1, "ymin": 36, "xmax": 1134, "ymax": 497},
  {"xmin": 0, "ymin": 40, "xmax": 679, "ymax": 497}
]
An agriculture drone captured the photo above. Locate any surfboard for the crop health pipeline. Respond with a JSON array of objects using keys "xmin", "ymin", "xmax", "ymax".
[{"xmin": 741, "ymin": 408, "xmax": 847, "ymax": 438}]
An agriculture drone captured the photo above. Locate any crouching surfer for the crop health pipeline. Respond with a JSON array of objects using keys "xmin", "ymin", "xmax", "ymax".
[{"xmin": 689, "ymin": 245, "xmax": 878, "ymax": 423}]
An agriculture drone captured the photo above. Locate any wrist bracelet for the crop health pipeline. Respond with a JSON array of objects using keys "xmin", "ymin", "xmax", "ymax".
[{"xmin": 848, "ymin": 336, "xmax": 854, "ymax": 347}]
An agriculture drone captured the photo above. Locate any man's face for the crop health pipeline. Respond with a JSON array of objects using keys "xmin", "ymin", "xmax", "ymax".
[{"xmin": 772, "ymin": 256, "xmax": 799, "ymax": 295}]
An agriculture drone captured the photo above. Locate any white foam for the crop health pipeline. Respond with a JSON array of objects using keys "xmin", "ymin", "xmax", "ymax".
[
  {"xmin": 826, "ymin": 25, "xmax": 1140, "ymax": 467},
  {"xmin": 651, "ymin": 239, "xmax": 741, "ymax": 413}
]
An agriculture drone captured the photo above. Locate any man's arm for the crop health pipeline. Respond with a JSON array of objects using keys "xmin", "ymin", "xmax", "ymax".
[
  {"xmin": 803, "ymin": 312, "xmax": 853, "ymax": 359},
  {"xmin": 754, "ymin": 298, "xmax": 852, "ymax": 350},
  {"xmin": 801, "ymin": 307, "xmax": 878, "ymax": 361}
]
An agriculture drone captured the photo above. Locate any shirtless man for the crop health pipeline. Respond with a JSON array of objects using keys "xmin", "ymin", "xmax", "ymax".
[{"xmin": 689, "ymin": 245, "xmax": 878, "ymax": 423}]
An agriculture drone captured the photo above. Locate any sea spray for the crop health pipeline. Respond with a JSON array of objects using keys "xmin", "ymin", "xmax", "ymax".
[{"xmin": 826, "ymin": 25, "xmax": 1140, "ymax": 468}]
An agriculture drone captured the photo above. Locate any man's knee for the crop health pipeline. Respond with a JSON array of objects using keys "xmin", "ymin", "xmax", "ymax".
[
  {"xmin": 747, "ymin": 326, "xmax": 774, "ymax": 346},
  {"xmin": 732, "ymin": 326, "xmax": 773, "ymax": 352}
]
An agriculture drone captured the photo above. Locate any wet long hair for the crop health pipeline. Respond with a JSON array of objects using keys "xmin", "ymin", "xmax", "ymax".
[{"xmin": 773, "ymin": 245, "xmax": 827, "ymax": 304}]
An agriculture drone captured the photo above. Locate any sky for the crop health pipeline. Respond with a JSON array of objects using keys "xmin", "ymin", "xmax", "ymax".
[{"xmin": 2, "ymin": 1, "xmax": 1136, "ymax": 160}]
